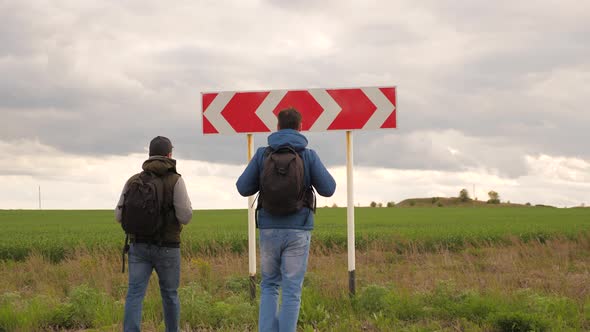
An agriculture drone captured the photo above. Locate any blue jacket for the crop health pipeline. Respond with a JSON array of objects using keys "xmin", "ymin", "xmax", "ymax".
[{"xmin": 236, "ymin": 129, "xmax": 336, "ymax": 230}]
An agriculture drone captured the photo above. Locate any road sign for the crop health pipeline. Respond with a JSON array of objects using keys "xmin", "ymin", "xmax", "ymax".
[
  {"xmin": 202, "ymin": 85, "xmax": 398, "ymax": 298},
  {"xmin": 202, "ymin": 87, "xmax": 396, "ymax": 134}
]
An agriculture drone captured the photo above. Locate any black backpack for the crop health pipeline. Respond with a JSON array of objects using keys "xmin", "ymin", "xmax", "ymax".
[
  {"xmin": 259, "ymin": 146, "xmax": 314, "ymax": 216},
  {"xmin": 121, "ymin": 171, "xmax": 167, "ymax": 237}
]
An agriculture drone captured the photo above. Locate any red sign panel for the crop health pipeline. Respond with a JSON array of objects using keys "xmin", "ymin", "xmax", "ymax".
[{"xmin": 202, "ymin": 87, "xmax": 396, "ymax": 134}]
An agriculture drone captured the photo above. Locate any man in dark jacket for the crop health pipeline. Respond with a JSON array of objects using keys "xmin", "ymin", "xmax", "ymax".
[
  {"xmin": 115, "ymin": 136, "xmax": 192, "ymax": 332},
  {"xmin": 236, "ymin": 108, "xmax": 336, "ymax": 332}
]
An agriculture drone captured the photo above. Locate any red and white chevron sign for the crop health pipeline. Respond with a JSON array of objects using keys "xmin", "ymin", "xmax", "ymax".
[{"xmin": 202, "ymin": 87, "xmax": 396, "ymax": 134}]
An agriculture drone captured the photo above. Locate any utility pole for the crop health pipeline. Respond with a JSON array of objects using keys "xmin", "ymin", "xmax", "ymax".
[{"xmin": 38, "ymin": 185, "xmax": 41, "ymax": 210}]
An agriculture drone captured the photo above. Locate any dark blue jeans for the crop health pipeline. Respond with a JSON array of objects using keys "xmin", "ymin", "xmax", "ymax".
[
  {"xmin": 123, "ymin": 243, "xmax": 181, "ymax": 332},
  {"xmin": 259, "ymin": 229, "xmax": 311, "ymax": 332}
]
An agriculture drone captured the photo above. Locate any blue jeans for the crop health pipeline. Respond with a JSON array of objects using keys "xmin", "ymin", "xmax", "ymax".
[
  {"xmin": 124, "ymin": 243, "xmax": 181, "ymax": 332},
  {"xmin": 259, "ymin": 229, "xmax": 311, "ymax": 332}
]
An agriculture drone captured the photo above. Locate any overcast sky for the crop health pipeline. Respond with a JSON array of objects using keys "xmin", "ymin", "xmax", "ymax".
[{"xmin": 1, "ymin": 0, "xmax": 589, "ymax": 209}]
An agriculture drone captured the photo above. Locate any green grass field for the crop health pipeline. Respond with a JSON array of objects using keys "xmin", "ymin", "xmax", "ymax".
[
  {"xmin": 0, "ymin": 207, "xmax": 589, "ymax": 261},
  {"xmin": 1, "ymin": 207, "xmax": 590, "ymax": 331}
]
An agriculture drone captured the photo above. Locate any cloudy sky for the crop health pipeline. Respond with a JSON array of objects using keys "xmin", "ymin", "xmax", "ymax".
[{"xmin": 1, "ymin": 0, "xmax": 589, "ymax": 209}]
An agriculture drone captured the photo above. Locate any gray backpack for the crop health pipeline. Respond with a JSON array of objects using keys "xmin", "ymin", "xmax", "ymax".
[{"xmin": 259, "ymin": 146, "xmax": 308, "ymax": 216}]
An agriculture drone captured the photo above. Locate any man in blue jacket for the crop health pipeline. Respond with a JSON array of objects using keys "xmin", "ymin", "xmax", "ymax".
[{"xmin": 236, "ymin": 108, "xmax": 336, "ymax": 332}]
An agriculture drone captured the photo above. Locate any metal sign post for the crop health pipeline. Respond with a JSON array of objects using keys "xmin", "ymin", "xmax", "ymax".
[
  {"xmin": 247, "ymin": 134, "xmax": 257, "ymax": 300},
  {"xmin": 346, "ymin": 131, "xmax": 356, "ymax": 295}
]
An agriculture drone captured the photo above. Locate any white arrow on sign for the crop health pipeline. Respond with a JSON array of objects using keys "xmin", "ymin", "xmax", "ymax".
[
  {"xmin": 308, "ymin": 89, "xmax": 342, "ymax": 131},
  {"xmin": 255, "ymin": 90, "xmax": 287, "ymax": 131},
  {"xmin": 205, "ymin": 92, "xmax": 236, "ymax": 134},
  {"xmin": 361, "ymin": 87, "xmax": 395, "ymax": 130}
]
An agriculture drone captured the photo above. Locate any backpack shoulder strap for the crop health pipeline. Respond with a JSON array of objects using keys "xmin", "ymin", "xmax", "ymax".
[
  {"xmin": 263, "ymin": 146, "xmax": 274, "ymax": 158},
  {"xmin": 120, "ymin": 173, "xmax": 142, "ymax": 206},
  {"xmin": 126, "ymin": 172, "xmax": 142, "ymax": 185}
]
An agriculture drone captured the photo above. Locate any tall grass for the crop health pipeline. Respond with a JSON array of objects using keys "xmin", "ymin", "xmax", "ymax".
[{"xmin": 1, "ymin": 235, "xmax": 590, "ymax": 331}]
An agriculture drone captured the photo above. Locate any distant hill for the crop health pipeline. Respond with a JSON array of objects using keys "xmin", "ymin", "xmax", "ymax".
[{"xmin": 394, "ymin": 197, "xmax": 545, "ymax": 208}]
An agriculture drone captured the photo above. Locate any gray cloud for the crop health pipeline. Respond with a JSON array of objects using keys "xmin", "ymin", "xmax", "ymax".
[{"xmin": 0, "ymin": 0, "xmax": 589, "ymax": 180}]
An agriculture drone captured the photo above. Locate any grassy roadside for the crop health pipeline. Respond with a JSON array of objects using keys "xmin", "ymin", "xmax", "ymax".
[
  {"xmin": 1, "ymin": 237, "xmax": 589, "ymax": 331},
  {"xmin": 1, "ymin": 208, "xmax": 589, "ymax": 330}
]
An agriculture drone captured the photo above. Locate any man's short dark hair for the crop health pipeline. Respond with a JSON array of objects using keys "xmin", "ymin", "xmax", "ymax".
[
  {"xmin": 277, "ymin": 108, "xmax": 302, "ymax": 130},
  {"xmin": 149, "ymin": 136, "xmax": 173, "ymax": 156}
]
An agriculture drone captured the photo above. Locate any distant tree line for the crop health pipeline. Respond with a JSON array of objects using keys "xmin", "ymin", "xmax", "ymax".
[
  {"xmin": 370, "ymin": 201, "xmax": 395, "ymax": 208},
  {"xmin": 362, "ymin": 188, "xmax": 508, "ymax": 208},
  {"xmin": 458, "ymin": 188, "xmax": 501, "ymax": 204}
]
